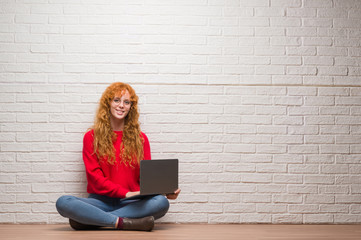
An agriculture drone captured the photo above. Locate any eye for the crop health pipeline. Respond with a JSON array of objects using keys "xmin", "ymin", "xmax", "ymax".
[
  {"xmin": 124, "ymin": 100, "xmax": 131, "ymax": 105},
  {"xmin": 113, "ymin": 99, "xmax": 120, "ymax": 103}
]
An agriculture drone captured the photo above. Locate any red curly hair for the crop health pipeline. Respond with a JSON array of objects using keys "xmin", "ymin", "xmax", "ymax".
[{"xmin": 91, "ymin": 82, "xmax": 144, "ymax": 166}]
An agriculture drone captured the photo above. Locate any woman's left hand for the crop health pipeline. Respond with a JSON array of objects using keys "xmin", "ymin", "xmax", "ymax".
[{"xmin": 166, "ymin": 188, "xmax": 181, "ymax": 200}]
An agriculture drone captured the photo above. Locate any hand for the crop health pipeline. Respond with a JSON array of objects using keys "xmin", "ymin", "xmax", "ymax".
[
  {"xmin": 166, "ymin": 188, "xmax": 181, "ymax": 200},
  {"xmin": 125, "ymin": 191, "xmax": 140, "ymax": 198}
]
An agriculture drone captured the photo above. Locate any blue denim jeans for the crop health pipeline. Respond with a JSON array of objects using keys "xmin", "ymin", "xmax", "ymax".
[{"xmin": 56, "ymin": 194, "xmax": 170, "ymax": 227}]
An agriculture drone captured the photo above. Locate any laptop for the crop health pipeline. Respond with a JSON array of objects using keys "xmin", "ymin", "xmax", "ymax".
[{"xmin": 121, "ymin": 159, "xmax": 178, "ymax": 201}]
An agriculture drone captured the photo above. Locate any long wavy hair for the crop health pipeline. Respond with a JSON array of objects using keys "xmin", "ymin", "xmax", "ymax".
[{"xmin": 91, "ymin": 82, "xmax": 144, "ymax": 166}]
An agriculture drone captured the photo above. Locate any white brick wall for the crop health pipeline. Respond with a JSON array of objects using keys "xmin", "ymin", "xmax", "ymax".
[{"xmin": 1, "ymin": 0, "xmax": 361, "ymax": 224}]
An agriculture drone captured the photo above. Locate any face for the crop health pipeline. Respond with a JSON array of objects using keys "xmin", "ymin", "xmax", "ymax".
[{"xmin": 110, "ymin": 90, "xmax": 131, "ymax": 123}]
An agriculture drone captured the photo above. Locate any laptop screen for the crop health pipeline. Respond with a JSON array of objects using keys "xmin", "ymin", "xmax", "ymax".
[{"xmin": 140, "ymin": 159, "xmax": 178, "ymax": 195}]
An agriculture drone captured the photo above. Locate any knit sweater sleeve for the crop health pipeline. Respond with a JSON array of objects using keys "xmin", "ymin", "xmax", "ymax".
[
  {"xmin": 82, "ymin": 131, "xmax": 128, "ymax": 198},
  {"xmin": 142, "ymin": 132, "xmax": 151, "ymax": 160}
]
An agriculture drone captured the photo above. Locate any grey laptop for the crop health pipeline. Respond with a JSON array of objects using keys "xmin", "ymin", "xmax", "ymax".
[{"xmin": 121, "ymin": 159, "xmax": 178, "ymax": 201}]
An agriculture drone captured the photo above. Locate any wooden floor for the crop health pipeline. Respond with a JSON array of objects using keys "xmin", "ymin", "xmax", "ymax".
[{"xmin": 1, "ymin": 224, "xmax": 361, "ymax": 240}]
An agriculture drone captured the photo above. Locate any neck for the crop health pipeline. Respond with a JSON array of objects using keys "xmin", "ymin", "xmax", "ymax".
[{"xmin": 110, "ymin": 118, "xmax": 124, "ymax": 131}]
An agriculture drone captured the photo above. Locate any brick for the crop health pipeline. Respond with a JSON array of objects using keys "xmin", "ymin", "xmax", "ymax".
[
  {"xmin": 242, "ymin": 135, "xmax": 272, "ymax": 144},
  {"xmin": 303, "ymin": 76, "xmax": 333, "ymax": 85},
  {"xmin": 305, "ymin": 175, "xmax": 334, "ymax": 184},
  {"xmin": 0, "ymin": 204, "xmax": 30, "ymax": 213},
  {"xmin": 320, "ymin": 107, "xmax": 349, "ymax": 115},
  {"xmin": 305, "ymin": 116, "xmax": 334, "ymax": 125},
  {"xmin": 224, "ymin": 204, "xmax": 256, "ymax": 213},
  {"xmin": 273, "ymin": 194, "xmax": 303, "ymax": 203},
  {"xmin": 243, "ymin": 194, "xmax": 271, "ymax": 203},
  {"xmin": 225, "ymin": 106, "xmax": 255, "ymax": 115},
  {"xmin": 273, "ymin": 214, "xmax": 303, "ymax": 223},
  {"xmin": 224, "ymin": 163, "xmax": 255, "ymax": 172},
  {"xmin": 256, "ymin": 27, "xmax": 285, "ymax": 36},
  {"xmin": 303, "ymin": 38, "xmax": 332, "ymax": 47},
  {"xmin": 305, "ymin": 195, "xmax": 335, "ymax": 204},
  {"xmin": 1, "ymin": 143, "xmax": 31, "ymax": 152},
  {"xmin": 274, "ymin": 116, "xmax": 303, "ymax": 125},
  {"xmin": 304, "ymin": 214, "xmax": 333, "ymax": 224},
  {"xmin": 193, "ymin": 184, "xmax": 224, "ymax": 193},
  {"xmin": 288, "ymin": 126, "xmax": 318, "ymax": 135},
  {"xmin": 16, "ymin": 213, "xmax": 48, "ymax": 224},
  {"xmin": 318, "ymin": 8, "xmax": 347, "ymax": 18},
  {"xmin": 320, "ymin": 186, "xmax": 349, "ymax": 194},
  {"xmin": 289, "ymin": 164, "xmax": 319, "ymax": 174},
  {"xmin": 288, "ymin": 185, "xmax": 318, "ymax": 194},
  {"xmin": 0, "ymin": 133, "xmax": 15, "ymax": 142},
  {"xmin": 210, "ymin": 153, "xmax": 241, "ymax": 163},
  {"xmin": 0, "ymin": 153, "xmax": 15, "ymax": 162},
  {"xmin": 271, "ymin": 56, "xmax": 301, "ymax": 64},
  {"xmin": 257, "ymin": 204, "xmax": 287, "ymax": 213},
  {"xmin": 274, "ymin": 96, "xmax": 302, "ymax": 105},
  {"xmin": 210, "ymin": 115, "xmax": 240, "ymax": 124},
  {"xmin": 241, "ymin": 173, "xmax": 272, "ymax": 183},
  {"xmin": 305, "ymin": 96, "xmax": 335, "ymax": 106},
  {"xmin": 320, "ymin": 145, "xmax": 349, "ymax": 154},
  {"xmin": 17, "ymin": 174, "xmax": 48, "ymax": 183},
  {"xmin": 287, "ymin": 8, "xmax": 316, "ymax": 17},
  {"xmin": 256, "ymin": 164, "xmax": 287, "ymax": 173},
  {"xmin": 240, "ymin": 75, "xmax": 272, "ymax": 84},
  {"xmin": 225, "ymin": 144, "xmax": 256, "ymax": 153},
  {"xmin": 287, "ymin": 27, "xmax": 317, "ymax": 37},
  {"xmin": 320, "ymin": 125, "xmax": 349, "ymax": 135},
  {"xmin": 350, "ymin": 205, "xmax": 361, "ymax": 214},
  {"xmin": 289, "ymin": 106, "xmax": 318, "ymax": 115},
  {"xmin": 273, "ymin": 174, "xmax": 303, "ymax": 184},
  {"xmin": 305, "ymin": 136, "xmax": 334, "ymax": 144},
  {"xmin": 336, "ymin": 176, "xmax": 361, "ymax": 184},
  {"xmin": 271, "ymin": 18, "xmax": 301, "ymax": 27},
  {"xmin": 32, "ymin": 183, "xmax": 64, "ymax": 193},
  {"xmin": 180, "ymin": 174, "xmax": 207, "ymax": 184},
  {"xmin": 211, "ymin": 134, "xmax": 240, "ymax": 143},
  {"xmin": 6, "ymin": 184, "xmax": 31, "ymax": 194},
  {"xmin": 242, "ymin": 115, "xmax": 272, "ymax": 124},
  {"xmin": 304, "ymin": 0, "xmax": 332, "ymax": 7},
  {"xmin": 334, "ymin": 215, "xmax": 361, "ymax": 224},
  {"xmin": 336, "ymin": 155, "xmax": 361, "ymax": 164},
  {"xmin": 209, "ymin": 75, "xmax": 240, "ymax": 84},
  {"xmin": 257, "ymin": 126, "xmax": 287, "ymax": 134},
  {"xmin": 241, "ymin": 154, "xmax": 272, "ymax": 163},
  {"xmin": 257, "ymin": 185, "xmax": 286, "ymax": 193},
  {"xmin": 209, "ymin": 214, "xmax": 240, "ymax": 224},
  {"xmin": 16, "ymin": 194, "xmax": 48, "ymax": 203},
  {"xmin": 289, "ymin": 204, "xmax": 319, "ymax": 213},
  {"xmin": 318, "ymin": 67, "xmax": 348, "ymax": 76},
  {"xmin": 240, "ymin": 213, "xmax": 271, "ymax": 223},
  {"xmin": 273, "ymin": 136, "xmax": 303, "ymax": 144}
]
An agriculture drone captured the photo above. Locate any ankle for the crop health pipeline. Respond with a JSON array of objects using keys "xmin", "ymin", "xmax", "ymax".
[
  {"xmin": 116, "ymin": 217, "xmax": 124, "ymax": 229},
  {"xmin": 121, "ymin": 216, "xmax": 154, "ymax": 231}
]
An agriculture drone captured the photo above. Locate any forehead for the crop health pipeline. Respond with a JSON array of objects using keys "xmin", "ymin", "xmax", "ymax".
[{"xmin": 113, "ymin": 89, "xmax": 130, "ymax": 99}]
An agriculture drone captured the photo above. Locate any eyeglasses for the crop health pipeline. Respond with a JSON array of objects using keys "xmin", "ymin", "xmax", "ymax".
[{"xmin": 112, "ymin": 98, "xmax": 131, "ymax": 107}]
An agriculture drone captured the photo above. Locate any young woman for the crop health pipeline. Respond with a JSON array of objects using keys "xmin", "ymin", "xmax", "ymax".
[{"xmin": 56, "ymin": 82, "xmax": 180, "ymax": 231}]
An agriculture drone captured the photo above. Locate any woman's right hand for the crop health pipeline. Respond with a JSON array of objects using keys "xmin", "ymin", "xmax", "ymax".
[{"xmin": 125, "ymin": 191, "xmax": 140, "ymax": 198}]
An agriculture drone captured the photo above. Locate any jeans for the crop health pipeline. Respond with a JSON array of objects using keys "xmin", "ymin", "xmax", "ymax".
[{"xmin": 56, "ymin": 194, "xmax": 170, "ymax": 227}]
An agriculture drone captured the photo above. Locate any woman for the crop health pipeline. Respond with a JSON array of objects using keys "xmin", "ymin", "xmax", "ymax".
[{"xmin": 56, "ymin": 82, "xmax": 180, "ymax": 231}]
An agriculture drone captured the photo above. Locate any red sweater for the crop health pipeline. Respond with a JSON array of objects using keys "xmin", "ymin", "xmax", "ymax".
[{"xmin": 82, "ymin": 130, "xmax": 151, "ymax": 198}]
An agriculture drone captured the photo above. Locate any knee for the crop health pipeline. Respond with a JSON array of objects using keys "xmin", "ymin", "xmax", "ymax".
[
  {"xmin": 152, "ymin": 195, "xmax": 170, "ymax": 219},
  {"xmin": 55, "ymin": 195, "xmax": 74, "ymax": 216}
]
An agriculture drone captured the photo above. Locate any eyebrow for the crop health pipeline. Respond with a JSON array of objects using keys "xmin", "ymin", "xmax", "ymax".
[{"xmin": 114, "ymin": 96, "xmax": 130, "ymax": 101}]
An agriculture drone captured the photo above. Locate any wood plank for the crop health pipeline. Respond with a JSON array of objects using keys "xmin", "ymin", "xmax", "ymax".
[{"xmin": 0, "ymin": 224, "xmax": 360, "ymax": 240}]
